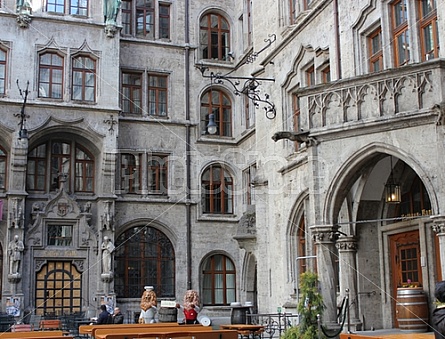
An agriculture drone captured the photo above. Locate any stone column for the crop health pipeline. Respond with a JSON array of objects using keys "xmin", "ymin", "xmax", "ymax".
[
  {"xmin": 336, "ymin": 236, "xmax": 362, "ymax": 331},
  {"xmin": 311, "ymin": 224, "xmax": 339, "ymax": 326},
  {"xmin": 432, "ymin": 218, "xmax": 445, "ymax": 277}
]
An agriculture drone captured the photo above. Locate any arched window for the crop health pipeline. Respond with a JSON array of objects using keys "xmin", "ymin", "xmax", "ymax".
[
  {"xmin": 0, "ymin": 146, "xmax": 7, "ymax": 190},
  {"xmin": 200, "ymin": 89, "xmax": 232, "ymax": 137},
  {"xmin": 200, "ymin": 13, "xmax": 230, "ymax": 61},
  {"xmin": 202, "ymin": 254, "xmax": 236, "ymax": 306},
  {"xmin": 114, "ymin": 226, "xmax": 175, "ymax": 298},
  {"xmin": 27, "ymin": 140, "xmax": 95, "ymax": 193},
  {"xmin": 201, "ymin": 164, "xmax": 233, "ymax": 214},
  {"xmin": 38, "ymin": 52, "xmax": 63, "ymax": 99}
]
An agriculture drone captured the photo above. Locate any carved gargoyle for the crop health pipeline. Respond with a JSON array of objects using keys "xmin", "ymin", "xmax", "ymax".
[{"xmin": 271, "ymin": 130, "xmax": 318, "ymax": 145}]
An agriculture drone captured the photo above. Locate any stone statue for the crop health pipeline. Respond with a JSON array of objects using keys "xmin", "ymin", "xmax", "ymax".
[
  {"xmin": 104, "ymin": 0, "xmax": 121, "ymax": 26},
  {"xmin": 8, "ymin": 235, "xmax": 24, "ymax": 275},
  {"xmin": 139, "ymin": 286, "xmax": 157, "ymax": 323},
  {"xmin": 101, "ymin": 236, "xmax": 115, "ymax": 274},
  {"xmin": 16, "ymin": 0, "xmax": 32, "ymax": 13}
]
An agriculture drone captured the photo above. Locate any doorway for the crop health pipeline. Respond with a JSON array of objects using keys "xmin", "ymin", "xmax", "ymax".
[
  {"xmin": 389, "ymin": 230, "xmax": 422, "ymax": 327},
  {"xmin": 35, "ymin": 261, "xmax": 83, "ymax": 316}
]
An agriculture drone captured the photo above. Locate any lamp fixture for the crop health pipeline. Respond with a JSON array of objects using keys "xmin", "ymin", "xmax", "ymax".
[
  {"xmin": 15, "ymin": 80, "xmax": 30, "ymax": 140},
  {"xmin": 198, "ymin": 34, "xmax": 277, "ymax": 128},
  {"xmin": 207, "ymin": 113, "xmax": 218, "ymax": 135},
  {"xmin": 385, "ymin": 156, "xmax": 401, "ymax": 204}
]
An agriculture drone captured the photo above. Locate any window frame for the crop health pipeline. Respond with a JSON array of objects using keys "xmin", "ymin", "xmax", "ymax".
[
  {"xmin": 46, "ymin": 0, "xmax": 88, "ymax": 16},
  {"xmin": 202, "ymin": 254, "xmax": 236, "ymax": 306},
  {"xmin": 121, "ymin": 71, "xmax": 143, "ymax": 115},
  {"xmin": 148, "ymin": 73, "xmax": 168, "ymax": 117},
  {"xmin": 201, "ymin": 164, "xmax": 233, "ymax": 215},
  {"xmin": 114, "ymin": 226, "xmax": 175, "ymax": 298},
  {"xmin": 147, "ymin": 153, "xmax": 168, "ymax": 194},
  {"xmin": 200, "ymin": 88, "xmax": 232, "ymax": 137},
  {"xmin": 368, "ymin": 26, "xmax": 383, "ymax": 73},
  {"xmin": 120, "ymin": 153, "xmax": 140, "ymax": 194},
  {"xmin": 71, "ymin": 55, "xmax": 96, "ymax": 102},
  {"xmin": 47, "ymin": 224, "xmax": 74, "ymax": 246},
  {"xmin": 242, "ymin": 164, "xmax": 256, "ymax": 206},
  {"xmin": 26, "ymin": 140, "xmax": 95, "ymax": 194},
  {"xmin": 391, "ymin": 0, "xmax": 410, "ymax": 67},
  {"xmin": 0, "ymin": 47, "xmax": 7, "ymax": 96},
  {"xmin": 38, "ymin": 51, "xmax": 64, "ymax": 99},
  {"xmin": 200, "ymin": 13, "xmax": 230, "ymax": 61},
  {"xmin": 0, "ymin": 146, "xmax": 7, "ymax": 190},
  {"xmin": 418, "ymin": 0, "xmax": 438, "ymax": 61}
]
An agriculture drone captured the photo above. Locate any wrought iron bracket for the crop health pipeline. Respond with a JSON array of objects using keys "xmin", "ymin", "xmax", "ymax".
[{"xmin": 197, "ymin": 34, "xmax": 277, "ymax": 120}]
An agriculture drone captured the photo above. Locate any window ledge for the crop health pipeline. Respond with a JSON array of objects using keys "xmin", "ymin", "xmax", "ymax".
[{"xmin": 197, "ymin": 214, "xmax": 238, "ymax": 223}]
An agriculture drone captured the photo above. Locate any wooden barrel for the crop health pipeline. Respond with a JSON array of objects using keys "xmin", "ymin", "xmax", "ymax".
[
  {"xmin": 396, "ymin": 288, "xmax": 429, "ymax": 332},
  {"xmin": 158, "ymin": 307, "xmax": 177, "ymax": 322}
]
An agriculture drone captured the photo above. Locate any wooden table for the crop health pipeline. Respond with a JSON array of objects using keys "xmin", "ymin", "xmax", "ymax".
[{"xmin": 220, "ymin": 324, "xmax": 265, "ymax": 339}]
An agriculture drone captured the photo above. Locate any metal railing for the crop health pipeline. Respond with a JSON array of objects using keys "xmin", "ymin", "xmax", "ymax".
[{"xmin": 247, "ymin": 312, "xmax": 300, "ymax": 338}]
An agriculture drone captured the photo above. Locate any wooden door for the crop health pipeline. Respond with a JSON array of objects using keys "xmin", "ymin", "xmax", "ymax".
[
  {"xmin": 389, "ymin": 230, "xmax": 422, "ymax": 326},
  {"xmin": 35, "ymin": 261, "xmax": 82, "ymax": 316}
]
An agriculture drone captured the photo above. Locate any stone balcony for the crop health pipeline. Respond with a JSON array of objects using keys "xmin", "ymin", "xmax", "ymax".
[{"xmin": 296, "ymin": 59, "xmax": 445, "ymax": 139}]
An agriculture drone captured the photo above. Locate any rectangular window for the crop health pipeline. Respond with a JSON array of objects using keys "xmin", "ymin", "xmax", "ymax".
[
  {"xmin": 305, "ymin": 65, "xmax": 315, "ymax": 86},
  {"xmin": 147, "ymin": 154, "xmax": 168, "ymax": 194},
  {"xmin": 47, "ymin": 0, "xmax": 65, "ymax": 13},
  {"xmin": 148, "ymin": 74, "xmax": 168, "ymax": 116},
  {"xmin": 368, "ymin": 27, "xmax": 383, "ymax": 72},
  {"xmin": 0, "ymin": 148, "xmax": 6, "ymax": 190},
  {"xmin": 159, "ymin": 4, "xmax": 170, "ymax": 39},
  {"xmin": 243, "ymin": 164, "xmax": 256, "ymax": 205},
  {"xmin": 27, "ymin": 144, "xmax": 47, "ymax": 191},
  {"xmin": 122, "ymin": 72, "xmax": 142, "ymax": 114},
  {"xmin": 244, "ymin": 95, "xmax": 255, "ymax": 129},
  {"xmin": 72, "ymin": 56, "xmax": 96, "ymax": 102},
  {"xmin": 136, "ymin": 0, "xmax": 155, "ymax": 38},
  {"xmin": 419, "ymin": 0, "xmax": 438, "ymax": 60},
  {"xmin": 48, "ymin": 225, "xmax": 73, "ymax": 246},
  {"xmin": 289, "ymin": 0, "xmax": 297, "ymax": 24},
  {"xmin": 47, "ymin": 0, "xmax": 88, "ymax": 16},
  {"xmin": 121, "ymin": 154, "xmax": 140, "ymax": 194},
  {"xmin": 292, "ymin": 94, "xmax": 301, "ymax": 151},
  {"xmin": 321, "ymin": 65, "xmax": 331, "ymax": 83},
  {"xmin": 392, "ymin": 0, "xmax": 410, "ymax": 66},
  {"xmin": 0, "ymin": 49, "xmax": 6, "ymax": 95},
  {"xmin": 70, "ymin": 0, "xmax": 88, "ymax": 16},
  {"xmin": 122, "ymin": 0, "xmax": 133, "ymax": 35}
]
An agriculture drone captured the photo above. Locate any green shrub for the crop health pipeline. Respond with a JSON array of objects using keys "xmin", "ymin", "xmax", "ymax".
[{"xmin": 281, "ymin": 271, "xmax": 325, "ymax": 339}]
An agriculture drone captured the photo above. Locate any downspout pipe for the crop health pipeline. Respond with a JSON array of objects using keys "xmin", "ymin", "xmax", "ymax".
[
  {"xmin": 333, "ymin": 0, "xmax": 341, "ymax": 79},
  {"xmin": 184, "ymin": 0, "xmax": 192, "ymax": 290}
]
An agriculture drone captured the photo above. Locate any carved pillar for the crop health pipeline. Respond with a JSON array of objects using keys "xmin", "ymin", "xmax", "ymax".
[
  {"xmin": 432, "ymin": 218, "xmax": 445, "ymax": 277},
  {"xmin": 336, "ymin": 236, "xmax": 362, "ymax": 331},
  {"xmin": 311, "ymin": 224, "xmax": 339, "ymax": 326}
]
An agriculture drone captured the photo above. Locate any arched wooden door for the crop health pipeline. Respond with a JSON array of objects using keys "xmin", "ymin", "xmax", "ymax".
[{"xmin": 389, "ymin": 230, "xmax": 422, "ymax": 327}]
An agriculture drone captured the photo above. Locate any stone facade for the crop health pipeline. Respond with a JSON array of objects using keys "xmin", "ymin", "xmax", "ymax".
[{"xmin": 0, "ymin": 0, "xmax": 444, "ymax": 332}]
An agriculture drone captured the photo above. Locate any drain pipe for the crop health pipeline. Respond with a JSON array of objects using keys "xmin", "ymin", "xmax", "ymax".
[
  {"xmin": 333, "ymin": 0, "xmax": 341, "ymax": 79},
  {"xmin": 184, "ymin": 0, "xmax": 192, "ymax": 290}
]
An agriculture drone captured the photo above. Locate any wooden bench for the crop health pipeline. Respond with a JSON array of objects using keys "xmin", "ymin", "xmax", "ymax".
[
  {"xmin": 39, "ymin": 320, "xmax": 62, "ymax": 331},
  {"xmin": 11, "ymin": 323, "xmax": 33, "ymax": 332},
  {"xmin": 0, "ymin": 331, "xmax": 64, "ymax": 338}
]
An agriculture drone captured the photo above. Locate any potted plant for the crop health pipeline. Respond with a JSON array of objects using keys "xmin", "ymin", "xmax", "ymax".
[{"xmin": 281, "ymin": 271, "xmax": 326, "ymax": 339}]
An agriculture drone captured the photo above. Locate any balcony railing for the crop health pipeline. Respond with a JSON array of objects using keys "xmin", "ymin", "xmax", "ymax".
[{"xmin": 297, "ymin": 60, "xmax": 445, "ymax": 135}]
